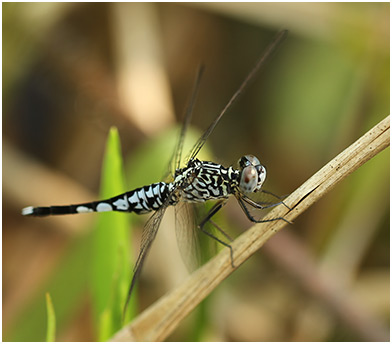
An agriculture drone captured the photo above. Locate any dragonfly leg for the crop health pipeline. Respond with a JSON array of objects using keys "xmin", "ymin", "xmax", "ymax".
[
  {"xmin": 260, "ymin": 189, "xmax": 292, "ymax": 210},
  {"xmin": 209, "ymin": 219, "xmax": 233, "ymax": 242},
  {"xmin": 199, "ymin": 201, "xmax": 235, "ymax": 268},
  {"xmin": 237, "ymin": 195, "xmax": 292, "ymax": 225},
  {"xmin": 243, "ymin": 193, "xmax": 291, "ymax": 211}
]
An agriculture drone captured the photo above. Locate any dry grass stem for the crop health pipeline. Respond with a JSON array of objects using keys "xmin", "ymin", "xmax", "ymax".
[{"xmin": 111, "ymin": 115, "xmax": 389, "ymax": 342}]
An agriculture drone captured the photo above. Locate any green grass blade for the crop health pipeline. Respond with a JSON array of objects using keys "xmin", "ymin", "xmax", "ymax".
[
  {"xmin": 91, "ymin": 127, "xmax": 136, "ymax": 341},
  {"xmin": 45, "ymin": 293, "xmax": 56, "ymax": 342},
  {"xmin": 5, "ymin": 234, "xmax": 92, "ymax": 342}
]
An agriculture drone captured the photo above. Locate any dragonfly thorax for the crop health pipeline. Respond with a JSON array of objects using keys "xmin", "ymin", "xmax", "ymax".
[
  {"xmin": 238, "ymin": 155, "xmax": 266, "ymax": 193},
  {"xmin": 174, "ymin": 159, "xmax": 239, "ymax": 203}
]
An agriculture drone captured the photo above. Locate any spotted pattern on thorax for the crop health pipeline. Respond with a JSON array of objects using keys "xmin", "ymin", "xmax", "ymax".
[{"xmin": 173, "ymin": 159, "xmax": 240, "ymax": 203}]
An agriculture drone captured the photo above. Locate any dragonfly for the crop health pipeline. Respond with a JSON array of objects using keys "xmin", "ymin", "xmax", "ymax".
[{"xmin": 22, "ymin": 30, "xmax": 290, "ymax": 315}]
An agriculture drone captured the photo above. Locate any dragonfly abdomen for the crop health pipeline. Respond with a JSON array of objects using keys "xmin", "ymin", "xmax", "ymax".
[{"xmin": 22, "ymin": 182, "xmax": 173, "ymax": 216}]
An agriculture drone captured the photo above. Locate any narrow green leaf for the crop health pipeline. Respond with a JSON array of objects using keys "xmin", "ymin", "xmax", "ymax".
[
  {"xmin": 6, "ymin": 234, "xmax": 92, "ymax": 342},
  {"xmin": 91, "ymin": 127, "xmax": 136, "ymax": 341},
  {"xmin": 45, "ymin": 293, "xmax": 56, "ymax": 342}
]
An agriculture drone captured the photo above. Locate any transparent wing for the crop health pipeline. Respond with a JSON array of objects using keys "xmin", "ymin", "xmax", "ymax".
[
  {"xmin": 175, "ymin": 199, "xmax": 234, "ymax": 271},
  {"xmin": 123, "ymin": 203, "xmax": 168, "ymax": 317},
  {"xmin": 188, "ymin": 30, "xmax": 288, "ymax": 161},
  {"xmin": 163, "ymin": 65, "xmax": 204, "ymax": 181},
  {"xmin": 174, "ymin": 201, "xmax": 201, "ymax": 272}
]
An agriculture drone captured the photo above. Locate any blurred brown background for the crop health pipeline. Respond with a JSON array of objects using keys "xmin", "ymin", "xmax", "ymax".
[{"xmin": 3, "ymin": 3, "xmax": 389, "ymax": 341}]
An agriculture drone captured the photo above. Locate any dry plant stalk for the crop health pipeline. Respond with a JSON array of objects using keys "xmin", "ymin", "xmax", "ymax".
[{"xmin": 111, "ymin": 115, "xmax": 390, "ymax": 342}]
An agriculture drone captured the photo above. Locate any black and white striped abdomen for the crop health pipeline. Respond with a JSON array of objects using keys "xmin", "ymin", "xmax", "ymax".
[
  {"xmin": 22, "ymin": 182, "xmax": 173, "ymax": 217},
  {"xmin": 93, "ymin": 182, "xmax": 173, "ymax": 214}
]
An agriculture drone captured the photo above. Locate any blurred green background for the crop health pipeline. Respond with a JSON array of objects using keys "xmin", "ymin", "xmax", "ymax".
[{"xmin": 3, "ymin": 3, "xmax": 389, "ymax": 341}]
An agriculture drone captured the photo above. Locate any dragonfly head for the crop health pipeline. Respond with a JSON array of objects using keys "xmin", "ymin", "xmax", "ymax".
[{"xmin": 238, "ymin": 155, "xmax": 266, "ymax": 193}]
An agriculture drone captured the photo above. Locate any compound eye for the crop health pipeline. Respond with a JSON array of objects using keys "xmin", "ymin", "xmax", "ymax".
[
  {"xmin": 238, "ymin": 155, "xmax": 261, "ymax": 168},
  {"xmin": 240, "ymin": 165, "xmax": 259, "ymax": 192},
  {"xmin": 246, "ymin": 155, "xmax": 260, "ymax": 166}
]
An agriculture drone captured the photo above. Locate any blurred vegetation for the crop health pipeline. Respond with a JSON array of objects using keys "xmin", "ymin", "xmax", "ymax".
[
  {"xmin": 3, "ymin": 2, "xmax": 389, "ymax": 341},
  {"xmin": 45, "ymin": 293, "xmax": 56, "ymax": 342}
]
